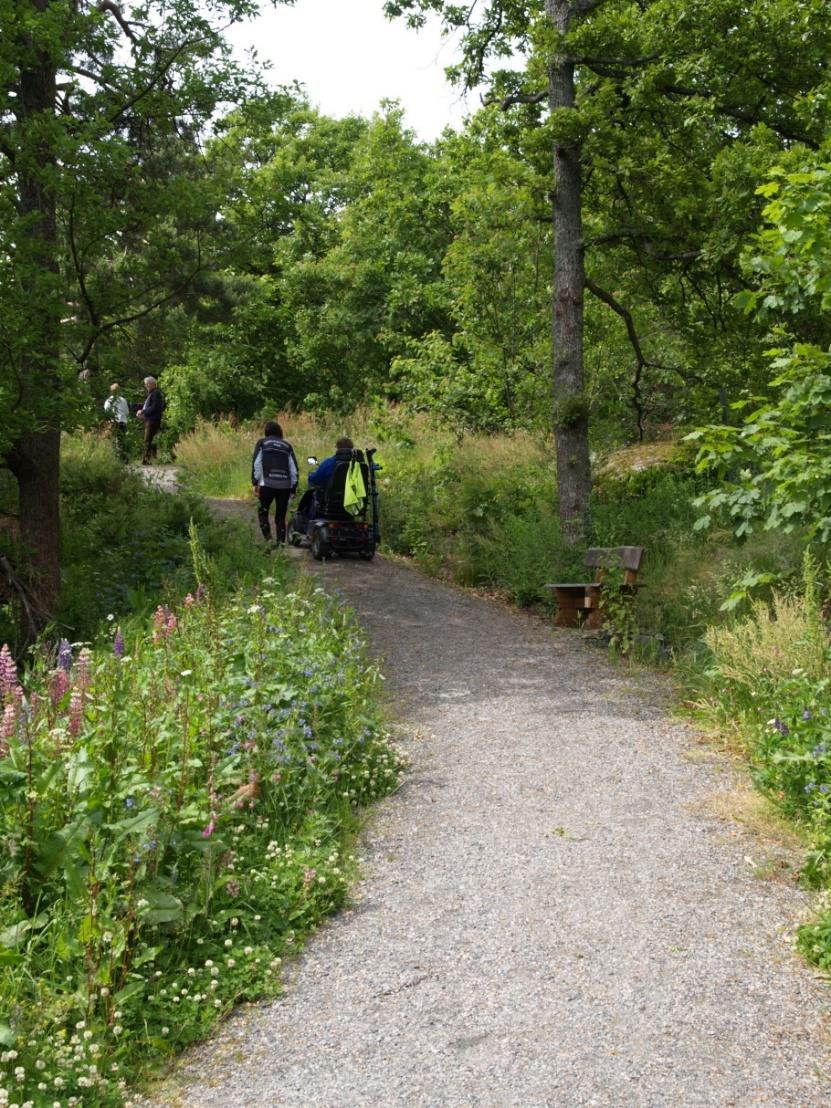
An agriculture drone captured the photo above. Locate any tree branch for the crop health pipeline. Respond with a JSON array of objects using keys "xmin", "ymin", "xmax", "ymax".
[
  {"xmin": 485, "ymin": 89, "xmax": 547, "ymax": 110},
  {"xmin": 98, "ymin": 1, "xmax": 138, "ymax": 44},
  {"xmin": 585, "ymin": 277, "xmax": 650, "ymax": 440},
  {"xmin": 655, "ymin": 81, "xmax": 817, "ymax": 147}
]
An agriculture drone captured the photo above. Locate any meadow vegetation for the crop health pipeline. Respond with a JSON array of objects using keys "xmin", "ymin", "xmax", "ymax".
[{"xmin": 0, "ymin": 537, "xmax": 402, "ymax": 1105}]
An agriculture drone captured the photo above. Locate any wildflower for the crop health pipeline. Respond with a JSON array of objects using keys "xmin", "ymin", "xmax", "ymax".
[
  {"xmin": 0, "ymin": 643, "xmax": 17, "ymax": 696},
  {"xmin": 803, "ymin": 708, "xmax": 812, "ymax": 721},
  {"xmin": 821, "ymin": 785, "xmax": 830, "ymax": 795},
  {"xmin": 226, "ymin": 880, "xmax": 240, "ymax": 897},
  {"xmin": 113, "ymin": 628, "xmax": 125, "ymax": 659},
  {"xmin": 202, "ymin": 819, "xmax": 216, "ymax": 839},
  {"xmin": 224, "ymin": 938, "xmax": 233, "ymax": 948},
  {"xmin": 76, "ymin": 648, "xmax": 92, "ymax": 690},
  {"xmin": 1, "ymin": 703, "xmax": 16, "ymax": 743},
  {"xmin": 772, "ymin": 718, "xmax": 790, "ymax": 736},
  {"xmin": 68, "ymin": 690, "xmax": 83, "ymax": 736},
  {"xmin": 162, "ymin": 1027, "xmax": 170, "ymax": 1036},
  {"xmin": 166, "ymin": 614, "xmax": 178, "ymax": 634},
  {"xmin": 184, "ymin": 593, "xmax": 195, "ymax": 609}
]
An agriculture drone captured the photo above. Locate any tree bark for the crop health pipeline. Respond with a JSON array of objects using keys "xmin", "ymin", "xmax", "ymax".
[
  {"xmin": 547, "ymin": 0, "xmax": 592, "ymax": 546},
  {"xmin": 9, "ymin": 1, "xmax": 62, "ymax": 623}
]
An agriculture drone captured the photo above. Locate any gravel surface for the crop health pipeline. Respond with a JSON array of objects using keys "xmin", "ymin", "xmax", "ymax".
[{"xmin": 137, "ymin": 497, "xmax": 830, "ymax": 1106}]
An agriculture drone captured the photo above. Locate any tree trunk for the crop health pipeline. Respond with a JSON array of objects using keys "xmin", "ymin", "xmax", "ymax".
[
  {"xmin": 10, "ymin": 1, "xmax": 62, "ymax": 625},
  {"xmin": 547, "ymin": 0, "xmax": 592, "ymax": 547},
  {"xmin": 8, "ymin": 431, "xmax": 61, "ymax": 623}
]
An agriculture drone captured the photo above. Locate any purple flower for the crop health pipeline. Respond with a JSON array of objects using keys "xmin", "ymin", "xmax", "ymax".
[
  {"xmin": 821, "ymin": 785, "xmax": 830, "ymax": 795},
  {"xmin": 802, "ymin": 709, "xmax": 812, "ymax": 721},
  {"xmin": 773, "ymin": 718, "xmax": 790, "ymax": 736},
  {"xmin": 113, "ymin": 628, "xmax": 125, "ymax": 659},
  {"xmin": 58, "ymin": 639, "xmax": 72, "ymax": 673}
]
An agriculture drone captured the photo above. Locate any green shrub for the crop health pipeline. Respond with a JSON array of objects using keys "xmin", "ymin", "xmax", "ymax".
[
  {"xmin": 0, "ymin": 573, "xmax": 402, "ymax": 1104},
  {"xmin": 58, "ymin": 433, "xmax": 267, "ymax": 640}
]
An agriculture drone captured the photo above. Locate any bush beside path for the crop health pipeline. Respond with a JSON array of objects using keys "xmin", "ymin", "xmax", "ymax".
[{"xmin": 141, "ymin": 533, "xmax": 831, "ymax": 1107}]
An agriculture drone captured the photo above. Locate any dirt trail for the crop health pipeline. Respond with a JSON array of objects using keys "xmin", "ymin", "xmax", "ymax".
[{"xmin": 141, "ymin": 485, "xmax": 830, "ymax": 1107}]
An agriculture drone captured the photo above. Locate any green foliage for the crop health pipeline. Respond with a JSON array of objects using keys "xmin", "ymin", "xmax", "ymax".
[
  {"xmin": 0, "ymin": 573, "xmax": 402, "ymax": 1104},
  {"xmin": 58, "ymin": 434, "xmax": 266, "ymax": 640},
  {"xmin": 692, "ymin": 551, "xmax": 831, "ymax": 967},
  {"xmin": 691, "ymin": 148, "xmax": 831, "ymax": 541}
]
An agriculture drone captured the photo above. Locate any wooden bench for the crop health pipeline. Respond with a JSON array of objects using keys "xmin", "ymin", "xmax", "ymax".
[{"xmin": 547, "ymin": 546, "xmax": 645, "ymax": 629}]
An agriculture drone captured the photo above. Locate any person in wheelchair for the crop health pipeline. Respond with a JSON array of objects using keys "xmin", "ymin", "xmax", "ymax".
[{"xmin": 294, "ymin": 436, "xmax": 355, "ymax": 531}]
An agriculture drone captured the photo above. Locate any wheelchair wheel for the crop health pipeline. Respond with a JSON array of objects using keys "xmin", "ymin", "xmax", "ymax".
[{"xmin": 311, "ymin": 530, "xmax": 329, "ymax": 561}]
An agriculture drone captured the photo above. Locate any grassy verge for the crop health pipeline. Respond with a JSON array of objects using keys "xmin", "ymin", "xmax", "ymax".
[
  {"xmin": 0, "ymin": 566, "xmax": 403, "ymax": 1105},
  {"xmin": 687, "ymin": 552, "xmax": 831, "ymax": 967}
]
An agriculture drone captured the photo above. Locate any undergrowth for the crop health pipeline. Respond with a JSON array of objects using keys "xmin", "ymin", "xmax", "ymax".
[{"xmin": 0, "ymin": 562, "xmax": 402, "ymax": 1105}]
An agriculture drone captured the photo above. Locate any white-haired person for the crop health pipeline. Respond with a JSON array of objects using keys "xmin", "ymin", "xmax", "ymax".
[
  {"xmin": 136, "ymin": 376, "xmax": 166, "ymax": 465},
  {"xmin": 104, "ymin": 382, "xmax": 130, "ymax": 461}
]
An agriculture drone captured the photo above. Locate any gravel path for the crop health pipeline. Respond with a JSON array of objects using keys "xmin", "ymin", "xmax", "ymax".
[{"xmin": 140, "ymin": 494, "xmax": 830, "ymax": 1107}]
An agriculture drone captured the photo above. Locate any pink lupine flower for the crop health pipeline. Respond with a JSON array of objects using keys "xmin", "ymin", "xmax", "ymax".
[
  {"xmin": 183, "ymin": 593, "xmax": 195, "ymax": 609},
  {"xmin": 68, "ymin": 689, "xmax": 83, "ymax": 736},
  {"xmin": 153, "ymin": 606, "xmax": 166, "ymax": 630},
  {"xmin": 201, "ymin": 819, "xmax": 216, "ymax": 839},
  {"xmin": 166, "ymin": 614, "xmax": 177, "ymax": 634},
  {"xmin": 0, "ymin": 644, "xmax": 17, "ymax": 698},
  {"xmin": 195, "ymin": 583, "xmax": 206, "ymax": 602},
  {"xmin": 76, "ymin": 648, "xmax": 92, "ymax": 691},
  {"xmin": 11, "ymin": 685, "xmax": 23, "ymax": 706},
  {"xmin": 1, "ymin": 702, "xmax": 16, "ymax": 740},
  {"xmin": 50, "ymin": 669, "xmax": 69, "ymax": 706}
]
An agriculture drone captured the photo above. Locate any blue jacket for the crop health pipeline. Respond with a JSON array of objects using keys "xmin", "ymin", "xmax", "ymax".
[{"xmin": 308, "ymin": 454, "xmax": 338, "ymax": 487}]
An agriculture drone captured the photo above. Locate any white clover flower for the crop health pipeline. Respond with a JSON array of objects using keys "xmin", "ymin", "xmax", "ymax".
[
  {"xmin": 35, "ymin": 1062, "xmax": 45, "ymax": 1072},
  {"xmin": 210, "ymin": 967, "xmax": 219, "ymax": 978},
  {"xmin": 187, "ymin": 968, "xmax": 196, "ymax": 977},
  {"xmin": 204, "ymin": 959, "xmax": 214, "ymax": 968},
  {"xmin": 161, "ymin": 1028, "xmax": 169, "ymax": 1036},
  {"xmin": 226, "ymin": 958, "xmax": 236, "ymax": 968},
  {"xmin": 243, "ymin": 946, "xmax": 253, "ymax": 956},
  {"xmin": 213, "ymin": 999, "xmax": 221, "ymax": 1008},
  {"xmin": 136, "ymin": 899, "xmax": 149, "ymax": 910},
  {"xmin": 99, "ymin": 986, "xmax": 110, "ymax": 997},
  {"xmin": 13, "ymin": 1068, "xmax": 24, "ymax": 1080},
  {"xmin": 224, "ymin": 939, "xmax": 233, "ymax": 948}
]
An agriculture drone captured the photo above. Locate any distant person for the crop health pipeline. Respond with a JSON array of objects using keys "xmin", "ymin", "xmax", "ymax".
[
  {"xmin": 104, "ymin": 382, "xmax": 129, "ymax": 461},
  {"xmin": 251, "ymin": 421, "xmax": 299, "ymax": 545},
  {"xmin": 136, "ymin": 376, "xmax": 165, "ymax": 465}
]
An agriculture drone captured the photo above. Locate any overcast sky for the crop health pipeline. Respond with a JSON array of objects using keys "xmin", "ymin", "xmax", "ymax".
[{"xmin": 225, "ymin": 0, "xmax": 475, "ymax": 140}]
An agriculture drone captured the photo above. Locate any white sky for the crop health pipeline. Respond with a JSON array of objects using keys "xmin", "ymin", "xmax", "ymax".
[{"xmin": 225, "ymin": 0, "xmax": 475, "ymax": 141}]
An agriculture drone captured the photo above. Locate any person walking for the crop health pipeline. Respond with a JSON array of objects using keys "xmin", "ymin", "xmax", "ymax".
[
  {"xmin": 136, "ymin": 376, "xmax": 165, "ymax": 465},
  {"xmin": 104, "ymin": 382, "xmax": 130, "ymax": 461},
  {"xmin": 251, "ymin": 421, "xmax": 299, "ymax": 545}
]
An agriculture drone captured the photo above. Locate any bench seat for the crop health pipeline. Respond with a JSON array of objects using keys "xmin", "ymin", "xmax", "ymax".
[{"xmin": 547, "ymin": 547, "xmax": 644, "ymax": 629}]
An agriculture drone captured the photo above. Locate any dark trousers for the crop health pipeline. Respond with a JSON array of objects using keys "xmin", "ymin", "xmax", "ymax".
[
  {"xmin": 258, "ymin": 487, "xmax": 291, "ymax": 542},
  {"xmin": 112, "ymin": 421, "xmax": 127, "ymax": 462},
  {"xmin": 143, "ymin": 419, "xmax": 161, "ymax": 464}
]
